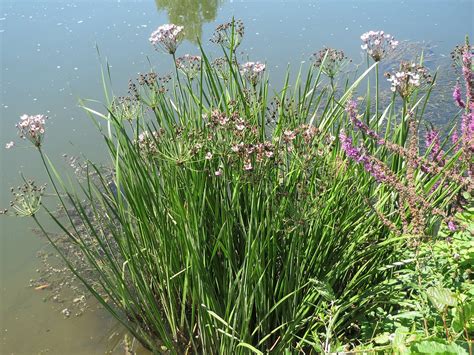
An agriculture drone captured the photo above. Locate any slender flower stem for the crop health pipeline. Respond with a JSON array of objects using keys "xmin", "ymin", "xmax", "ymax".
[
  {"xmin": 172, "ymin": 52, "xmax": 188, "ymax": 120},
  {"xmin": 375, "ymin": 62, "xmax": 379, "ymax": 129}
]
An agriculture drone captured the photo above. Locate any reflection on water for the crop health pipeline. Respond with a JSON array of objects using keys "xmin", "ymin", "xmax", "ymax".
[{"xmin": 155, "ymin": 0, "xmax": 222, "ymax": 42}]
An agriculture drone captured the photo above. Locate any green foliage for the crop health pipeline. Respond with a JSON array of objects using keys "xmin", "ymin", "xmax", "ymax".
[{"xmin": 10, "ymin": 27, "xmax": 473, "ymax": 354}]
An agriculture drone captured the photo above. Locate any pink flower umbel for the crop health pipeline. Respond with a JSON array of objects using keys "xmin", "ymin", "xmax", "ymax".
[
  {"xmin": 16, "ymin": 114, "xmax": 47, "ymax": 148},
  {"xmin": 240, "ymin": 61, "xmax": 265, "ymax": 87},
  {"xmin": 149, "ymin": 24, "xmax": 184, "ymax": 54},
  {"xmin": 360, "ymin": 30, "xmax": 398, "ymax": 62},
  {"xmin": 243, "ymin": 161, "xmax": 253, "ymax": 171},
  {"xmin": 385, "ymin": 61, "xmax": 431, "ymax": 99}
]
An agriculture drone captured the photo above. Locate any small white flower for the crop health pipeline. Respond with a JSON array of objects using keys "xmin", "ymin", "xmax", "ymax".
[{"xmin": 5, "ymin": 141, "xmax": 14, "ymax": 149}]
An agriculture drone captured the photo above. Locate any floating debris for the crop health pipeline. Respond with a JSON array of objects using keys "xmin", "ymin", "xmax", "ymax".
[{"xmin": 61, "ymin": 308, "xmax": 71, "ymax": 318}]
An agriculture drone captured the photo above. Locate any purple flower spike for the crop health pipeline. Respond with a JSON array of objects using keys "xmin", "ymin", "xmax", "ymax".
[
  {"xmin": 346, "ymin": 100, "xmax": 383, "ymax": 144},
  {"xmin": 448, "ymin": 220, "xmax": 457, "ymax": 232},
  {"xmin": 425, "ymin": 129, "xmax": 444, "ymax": 164},
  {"xmin": 452, "ymin": 84, "xmax": 465, "ymax": 108},
  {"xmin": 340, "ymin": 131, "xmax": 387, "ymax": 182}
]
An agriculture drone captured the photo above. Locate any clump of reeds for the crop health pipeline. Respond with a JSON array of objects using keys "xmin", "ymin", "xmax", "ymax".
[{"xmin": 3, "ymin": 20, "xmax": 472, "ymax": 353}]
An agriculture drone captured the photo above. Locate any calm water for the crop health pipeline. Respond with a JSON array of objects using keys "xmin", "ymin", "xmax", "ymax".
[{"xmin": 0, "ymin": 0, "xmax": 472, "ymax": 353}]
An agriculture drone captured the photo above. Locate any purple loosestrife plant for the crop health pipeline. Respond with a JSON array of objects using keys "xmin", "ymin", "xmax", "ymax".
[
  {"xmin": 346, "ymin": 100, "xmax": 384, "ymax": 144},
  {"xmin": 360, "ymin": 30, "xmax": 398, "ymax": 62},
  {"xmin": 452, "ymin": 41, "xmax": 474, "ymax": 177},
  {"xmin": 149, "ymin": 24, "xmax": 184, "ymax": 55},
  {"xmin": 425, "ymin": 129, "xmax": 444, "ymax": 165},
  {"xmin": 341, "ymin": 106, "xmax": 471, "ymax": 238},
  {"xmin": 339, "ymin": 131, "xmax": 386, "ymax": 182},
  {"xmin": 453, "ymin": 84, "xmax": 466, "ymax": 108},
  {"xmin": 461, "ymin": 46, "xmax": 473, "ymax": 104}
]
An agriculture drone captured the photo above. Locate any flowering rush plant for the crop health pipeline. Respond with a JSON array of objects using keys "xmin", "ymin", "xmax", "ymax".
[
  {"xmin": 311, "ymin": 47, "xmax": 350, "ymax": 79},
  {"xmin": 16, "ymin": 114, "xmax": 47, "ymax": 148},
  {"xmin": 210, "ymin": 18, "xmax": 245, "ymax": 50},
  {"xmin": 385, "ymin": 61, "xmax": 431, "ymax": 98},
  {"xmin": 175, "ymin": 54, "xmax": 202, "ymax": 79},
  {"xmin": 149, "ymin": 24, "xmax": 184, "ymax": 54},
  {"xmin": 361, "ymin": 30, "xmax": 398, "ymax": 62},
  {"xmin": 240, "ymin": 61, "xmax": 266, "ymax": 87}
]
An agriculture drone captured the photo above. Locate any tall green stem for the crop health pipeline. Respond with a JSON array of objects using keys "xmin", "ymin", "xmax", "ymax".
[
  {"xmin": 375, "ymin": 62, "xmax": 379, "ymax": 130},
  {"xmin": 172, "ymin": 52, "xmax": 187, "ymax": 122}
]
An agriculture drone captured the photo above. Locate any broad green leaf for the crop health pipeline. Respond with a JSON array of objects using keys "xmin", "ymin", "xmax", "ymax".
[
  {"xmin": 452, "ymin": 299, "xmax": 474, "ymax": 332},
  {"xmin": 426, "ymin": 287, "xmax": 457, "ymax": 311},
  {"xmin": 373, "ymin": 332, "xmax": 390, "ymax": 345},
  {"xmin": 410, "ymin": 339, "xmax": 468, "ymax": 355},
  {"xmin": 309, "ymin": 278, "xmax": 336, "ymax": 301}
]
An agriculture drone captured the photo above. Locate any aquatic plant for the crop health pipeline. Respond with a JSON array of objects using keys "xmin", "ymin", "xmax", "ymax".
[
  {"xmin": 361, "ymin": 30, "xmax": 399, "ymax": 62},
  {"xmin": 311, "ymin": 47, "xmax": 350, "ymax": 80},
  {"xmin": 210, "ymin": 18, "xmax": 245, "ymax": 50},
  {"xmin": 149, "ymin": 23, "xmax": 184, "ymax": 54},
  {"xmin": 8, "ymin": 180, "xmax": 46, "ymax": 217},
  {"xmin": 385, "ymin": 61, "xmax": 432, "ymax": 99},
  {"xmin": 175, "ymin": 54, "xmax": 202, "ymax": 79},
  {"xmin": 16, "ymin": 114, "xmax": 47, "ymax": 148},
  {"xmin": 240, "ymin": 61, "xmax": 266, "ymax": 87},
  {"xmin": 4, "ymin": 22, "xmax": 473, "ymax": 354}
]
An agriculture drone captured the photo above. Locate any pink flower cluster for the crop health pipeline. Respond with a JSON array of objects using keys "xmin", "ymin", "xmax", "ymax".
[
  {"xmin": 149, "ymin": 24, "xmax": 184, "ymax": 54},
  {"xmin": 385, "ymin": 62, "xmax": 431, "ymax": 98},
  {"xmin": 240, "ymin": 61, "xmax": 266, "ymax": 86},
  {"xmin": 360, "ymin": 30, "xmax": 398, "ymax": 62},
  {"xmin": 16, "ymin": 114, "xmax": 47, "ymax": 147}
]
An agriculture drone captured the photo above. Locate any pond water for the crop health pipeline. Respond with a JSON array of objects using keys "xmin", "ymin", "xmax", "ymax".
[{"xmin": 0, "ymin": 0, "xmax": 472, "ymax": 353}]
